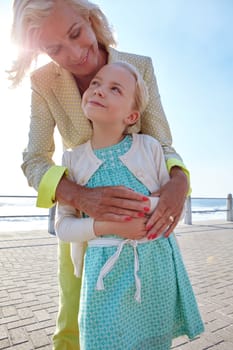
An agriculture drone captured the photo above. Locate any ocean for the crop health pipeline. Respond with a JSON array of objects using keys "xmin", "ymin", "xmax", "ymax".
[
  {"xmin": 0, "ymin": 196, "xmax": 229, "ymax": 232},
  {"xmin": 0, "ymin": 196, "xmax": 49, "ymax": 232},
  {"xmin": 190, "ymin": 197, "xmax": 227, "ymax": 222}
]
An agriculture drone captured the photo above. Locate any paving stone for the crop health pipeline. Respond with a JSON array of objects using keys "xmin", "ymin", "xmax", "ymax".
[
  {"xmin": 0, "ymin": 290, "xmax": 8, "ymax": 298},
  {"xmin": 214, "ymin": 342, "xmax": 233, "ymax": 350},
  {"xmin": 7, "ymin": 317, "xmax": 37, "ymax": 330},
  {"xmin": 25, "ymin": 319, "xmax": 55, "ymax": 332},
  {"xmin": 29, "ymin": 329, "xmax": 50, "ymax": 347},
  {"xmin": 9, "ymin": 327, "xmax": 28, "ymax": 345},
  {"xmin": 0, "ymin": 315, "xmax": 19, "ymax": 325},
  {"xmin": 172, "ymin": 342, "xmax": 194, "ymax": 349},
  {"xmin": 34, "ymin": 310, "xmax": 50, "ymax": 322},
  {"xmin": 17, "ymin": 308, "xmax": 34, "ymax": 319},
  {"xmin": 8, "ymin": 292, "xmax": 22, "ymax": 300},
  {"xmin": 2, "ymin": 306, "xmax": 17, "ymax": 318},
  {"xmin": 0, "ymin": 338, "xmax": 11, "ymax": 348},
  {"xmin": 6, "ymin": 341, "xmax": 35, "ymax": 350},
  {"xmin": 205, "ymin": 318, "xmax": 232, "ymax": 333},
  {"xmin": 214, "ymin": 327, "xmax": 233, "ymax": 343},
  {"xmin": 171, "ymin": 335, "xmax": 189, "ymax": 348},
  {"xmin": 0, "ymin": 325, "xmax": 8, "ymax": 340}
]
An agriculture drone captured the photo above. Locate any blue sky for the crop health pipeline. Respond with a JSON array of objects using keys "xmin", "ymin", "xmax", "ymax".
[{"xmin": 0, "ymin": 0, "xmax": 232, "ymax": 197}]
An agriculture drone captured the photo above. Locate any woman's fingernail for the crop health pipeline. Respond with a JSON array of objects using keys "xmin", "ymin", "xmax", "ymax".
[
  {"xmin": 149, "ymin": 234, "xmax": 157, "ymax": 240},
  {"xmin": 146, "ymin": 225, "xmax": 152, "ymax": 230},
  {"xmin": 137, "ymin": 212, "xmax": 145, "ymax": 217},
  {"xmin": 144, "ymin": 207, "xmax": 150, "ymax": 212},
  {"xmin": 142, "ymin": 196, "xmax": 149, "ymax": 201},
  {"xmin": 125, "ymin": 216, "xmax": 132, "ymax": 221}
]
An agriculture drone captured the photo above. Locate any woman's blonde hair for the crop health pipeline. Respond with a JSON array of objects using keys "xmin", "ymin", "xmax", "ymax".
[
  {"xmin": 110, "ymin": 61, "xmax": 149, "ymax": 115},
  {"xmin": 8, "ymin": 0, "xmax": 116, "ymax": 86}
]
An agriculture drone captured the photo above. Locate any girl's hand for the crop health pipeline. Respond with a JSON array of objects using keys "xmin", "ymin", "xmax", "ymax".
[
  {"xmin": 146, "ymin": 167, "xmax": 188, "ymax": 239},
  {"xmin": 56, "ymin": 176, "xmax": 150, "ymax": 222},
  {"xmin": 94, "ymin": 217, "xmax": 148, "ymax": 240}
]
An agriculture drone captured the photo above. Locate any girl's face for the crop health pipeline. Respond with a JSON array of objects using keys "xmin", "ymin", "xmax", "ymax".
[
  {"xmin": 39, "ymin": 1, "xmax": 101, "ymax": 77},
  {"xmin": 82, "ymin": 64, "xmax": 139, "ymax": 128}
]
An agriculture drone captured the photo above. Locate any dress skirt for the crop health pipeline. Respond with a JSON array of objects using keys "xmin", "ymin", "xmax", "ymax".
[{"xmin": 79, "ymin": 234, "xmax": 204, "ymax": 350}]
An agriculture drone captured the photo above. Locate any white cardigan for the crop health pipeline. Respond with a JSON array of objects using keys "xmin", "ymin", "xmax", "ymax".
[{"xmin": 56, "ymin": 134, "xmax": 170, "ymax": 276}]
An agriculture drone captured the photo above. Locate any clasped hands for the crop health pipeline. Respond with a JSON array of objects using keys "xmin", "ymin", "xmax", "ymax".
[
  {"xmin": 77, "ymin": 180, "xmax": 187, "ymax": 240},
  {"xmin": 93, "ymin": 195, "xmax": 180, "ymax": 241},
  {"xmin": 57, "ymin": 168, "xmax": 188, "ymax": 240}
]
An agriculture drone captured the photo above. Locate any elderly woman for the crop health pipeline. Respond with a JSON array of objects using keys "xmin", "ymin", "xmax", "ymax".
[{"xmin": 9, "ymin": 0, "xmax": 189, "ymax": 349}]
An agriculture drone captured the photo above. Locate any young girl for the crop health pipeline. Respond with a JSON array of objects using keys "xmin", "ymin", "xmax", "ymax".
[{"xmin": 56, "ymin": 61, "xmax": 204, "ymax": 350}]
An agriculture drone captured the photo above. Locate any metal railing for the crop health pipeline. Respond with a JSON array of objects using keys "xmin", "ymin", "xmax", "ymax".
[
  {"xmin": 0, "ymin": 195, "xmax": 53, "ymax": 232},
  {"xmin": 184, "ymin": 193, "xmax": 233, "ymax": 225}
]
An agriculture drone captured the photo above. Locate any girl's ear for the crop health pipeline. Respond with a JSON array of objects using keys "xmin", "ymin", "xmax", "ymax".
[{"xmin": 125, "ymin": 111, "xmax": 140, "ymax": 126}]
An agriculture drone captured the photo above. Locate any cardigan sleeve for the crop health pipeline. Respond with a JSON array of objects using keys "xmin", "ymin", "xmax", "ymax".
[
  {"xmin": 55, "ymin": 211, "xmax": 96, "ymax": 242},
  {"xmin": 55, "ymin": 150, "xmax": 97, "ymax": 243}
]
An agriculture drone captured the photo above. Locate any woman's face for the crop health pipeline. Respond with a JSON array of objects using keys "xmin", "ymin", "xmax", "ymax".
[{"xmin": 39, "ymin": 1, "xmax": 101, "ymax": 77}]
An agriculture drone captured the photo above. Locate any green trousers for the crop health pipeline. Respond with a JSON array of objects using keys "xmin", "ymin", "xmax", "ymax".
[{"xmin": 52, "ymin": 241, "xmax": 81, "ymax": 350}]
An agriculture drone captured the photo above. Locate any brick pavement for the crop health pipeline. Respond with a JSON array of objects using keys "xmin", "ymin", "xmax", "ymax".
[
  {"xmin": 0, "ymin": 231, "xmax": 57, "ymax": 349},
  {"xmin": 0, "ymin": 221, "xmax": 233, "ymax": 349}
]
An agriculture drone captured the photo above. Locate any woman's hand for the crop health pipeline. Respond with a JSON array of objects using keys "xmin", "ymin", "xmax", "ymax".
[
  {"xmin": 56, "ymin": 176, "xmax": 150, "ymax": 222},
  {"xmin": 94, "ymin": 217, "xmax": 148, "ymax": 240},
  {"xmin": 146, "ymin": 167, "xmax": 189, "ymax": 239}
]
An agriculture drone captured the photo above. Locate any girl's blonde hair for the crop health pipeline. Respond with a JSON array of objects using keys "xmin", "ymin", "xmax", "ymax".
[
  {"xmin": 110, "ymin": 61, "xmax": 149, "ymax": 115},
  {"xmin": 9, "ymin": 0, "xmax": 116, "ymax": 86}
]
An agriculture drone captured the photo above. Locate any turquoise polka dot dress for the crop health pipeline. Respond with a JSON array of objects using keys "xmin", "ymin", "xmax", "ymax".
[{"xmin": 79, "ymin": 135, "xmax": 204, "ymax": 350}]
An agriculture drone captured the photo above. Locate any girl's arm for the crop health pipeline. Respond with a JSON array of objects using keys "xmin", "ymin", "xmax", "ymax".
[
  {"xmin": 94, "ymin": 217, "xmax": 147, "ymax": 240},
  {"xmin": 56, "ymin": 201, "xmax": 148, "ymax": 242},
  {"xmin": 56, "ymin": 197, "xmax": 158, "ymax": 243}
]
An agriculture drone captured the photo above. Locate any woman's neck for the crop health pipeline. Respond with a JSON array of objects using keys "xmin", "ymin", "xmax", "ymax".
[{"xmin": 74, "ymin": 47, "xmax": 108, "ymax": 95}]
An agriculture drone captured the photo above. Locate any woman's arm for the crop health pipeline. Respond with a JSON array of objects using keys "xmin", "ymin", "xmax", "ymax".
[
  {"xmin": 55, "ymin": 175, "xmax": 150, "ymax": 222},
  {"xmin": 21, "ymin": 87, "xmax": 56, "ymax": 190},
  {"xmin": 146, "ymin": 167, "xmax": 188, "ymax": 238}
]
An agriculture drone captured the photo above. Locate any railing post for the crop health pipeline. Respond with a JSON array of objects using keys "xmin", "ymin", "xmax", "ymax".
[
  {"xmin": 48, "ymin": 205, "xmax": 56, "ymax": 235},
  {"xmin": 184, "ymin": 196, "xmax": 192, "ymax": 225},
  {"xmin": 227, "ymin": 193, "xmax": 233, "ymax": 221}
]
